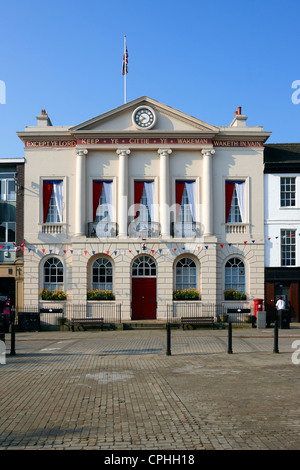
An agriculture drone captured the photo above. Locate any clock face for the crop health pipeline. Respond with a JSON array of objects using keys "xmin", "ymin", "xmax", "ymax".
[{"xmin": 133, "ymin": 107, "xmax": 156, "ymax": 129}]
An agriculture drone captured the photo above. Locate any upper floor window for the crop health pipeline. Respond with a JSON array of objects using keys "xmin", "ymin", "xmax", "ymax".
[
  {"xmin": 226, "ymin": 181, "xmax": 245, "ymax": 223},
  {"xmin": 0, "ymin": 173, "xmax": 16, "ymax": 201},
  {"xmin": 176, "ymin": 181, "xmax": 195, "ymax": 222},
  {"xmin": 0, "ymin": 222, "xmax": 15, "ymax": 243},
  {"xmin": 134, "ymin": 181, "xmax": 154, "ymax": 223},
  {"xmin": 174, "ymin": 180, "xmax": 196, "ymax": 237},
  {"xmin": 280, "ymin": 177, "xmax": 296, "ymax": 207},
  {"xmin": 281, "ymin": 229, "xmax": 296, "ymax": 266},
  {"xmin": 130, "ymin": 181, "xmax": 158, "ymax": 238},
  {"xmin": 93, "ymin": 180, "xmax": 113, "ymax": 222},
  {"xmin": 43, "ymin": 180, "xmax": 63, "ymax": 223}
]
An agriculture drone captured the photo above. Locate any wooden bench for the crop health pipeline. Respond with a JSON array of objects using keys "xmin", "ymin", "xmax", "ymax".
[
  {"xmin": 70, "ymin": 317, "xmax": 104, "ymax": 331},
  {"xmin": 181, "ymin": 316, "xmax": 215, "ymax": 329}
]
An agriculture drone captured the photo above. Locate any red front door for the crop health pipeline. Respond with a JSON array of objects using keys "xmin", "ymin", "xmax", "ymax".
[{"xmin": 132, "ymin": 277, "xmax": 157, "ymax": 320}]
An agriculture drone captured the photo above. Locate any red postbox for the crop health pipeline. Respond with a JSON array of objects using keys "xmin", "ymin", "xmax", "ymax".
[{"xmin": 254, "ymin": 299, "xmax": 263, "ymax": 318}]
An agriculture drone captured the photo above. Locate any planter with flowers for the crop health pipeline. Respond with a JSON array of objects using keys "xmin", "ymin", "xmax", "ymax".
[
  {"xmin": 224, "ymin": 288, "xmax": 246, "ymax": 301},
  {"xmin": 87, "ymin": 289, "xmax": 115, "ymax": 301},
  {"xmin": 39, "ymin": 288, "xmax": 67, "ymax": 301},
  {"xmin": 173, "ymin": 288, "xmax": 200, "ymax": 301}
]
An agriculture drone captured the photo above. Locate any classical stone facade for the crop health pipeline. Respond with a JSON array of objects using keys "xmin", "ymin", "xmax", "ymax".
[{"xmin": 17, "ymin": 97, "xmax": 270, "ymax": 320}]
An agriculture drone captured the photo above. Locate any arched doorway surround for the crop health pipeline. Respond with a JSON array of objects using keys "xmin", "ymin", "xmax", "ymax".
[{"xmin": 131, "ymin": 255, "xmax": 157, "ymax": 320}]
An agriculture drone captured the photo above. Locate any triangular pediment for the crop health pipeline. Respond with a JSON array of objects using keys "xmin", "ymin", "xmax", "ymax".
[{"xmin": 70, "ymin": 96, "xmax": 219, "ymax": 134}]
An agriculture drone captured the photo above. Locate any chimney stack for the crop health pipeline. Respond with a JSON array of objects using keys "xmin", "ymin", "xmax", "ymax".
[
  {"xmin": 230, "ymin": 106, "xmax": 247, "ymax": 127},
  {"xmin": 36, "ymin": 109, "xmax": 52, "ymax": 127}
]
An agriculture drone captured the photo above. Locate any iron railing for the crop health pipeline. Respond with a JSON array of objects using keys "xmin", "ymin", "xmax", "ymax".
[
  {"xmin": 171, "ymin": 221, "xmax": 202, "ymax": 238},
  {"xmin": 13, "ymin": 303, "xmax": 122, "ymax": 331},
  {"xmin": 167, "ymin": 302, "xmax": 254, "ymax": 326},
  {"xmin": 128, "ymin": 221, "xmax": 160, "ymax": 239},
  {"xmin": 87, "ymin": 222, "xmax": 118, "ymax": 238}
]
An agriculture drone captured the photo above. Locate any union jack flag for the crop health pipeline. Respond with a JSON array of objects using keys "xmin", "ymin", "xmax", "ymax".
[{"xmin": 122, "ymin": 45, "xmax": 128, "ymax": 75}]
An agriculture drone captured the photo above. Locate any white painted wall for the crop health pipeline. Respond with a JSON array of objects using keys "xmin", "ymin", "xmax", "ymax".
[{"xmin": 264, "ymin": 173, "xmax": 300, "ymax": 267}]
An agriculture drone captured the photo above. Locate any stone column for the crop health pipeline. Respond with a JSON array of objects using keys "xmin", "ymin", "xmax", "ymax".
[
  {"xmin": 158, "ymin": 148, "xmax": 172, "ymax": 238},
  {"xmin": 117, "ymin": 149, "xmax": 130, "ymax": 238},
  {"xmin": 202, "ymin": 149, "xmax": 215, "ymax": 236},
  {"xmin": 75, "ymin": 149, "xmax": 88, "ymax": 236}
]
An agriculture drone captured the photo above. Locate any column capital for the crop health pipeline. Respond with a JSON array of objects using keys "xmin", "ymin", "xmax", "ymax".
[
  {"xmin": 201, "ymin": 148, "xmax": 215, "ymax": 157},
  {"xmin": 116, "ymin": 148, "xmax": 131, "ymax": 156},
  {"xmin": 158, "ymin": 148, "xmax": 172, "ymax": 156},
  {"xmin": 76, "ymin": 149, "xmax": 88, "ymax": 156}
]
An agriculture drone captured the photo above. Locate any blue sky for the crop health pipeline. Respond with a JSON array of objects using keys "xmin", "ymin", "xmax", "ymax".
[{"xmin": 0, "ymin": 0, "xmax": 299, "ymax": 157}]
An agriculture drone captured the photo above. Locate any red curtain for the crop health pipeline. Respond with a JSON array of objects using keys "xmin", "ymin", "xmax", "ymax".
[
  {"xmin": 225, "ymin": 182, "xmax": 235, "ymax": 222},
  {"xmin": 43, "ymin": 181, "xmax": 53, "ymax": 223},
  {"xmin": 175, "ymin": 181, "xmax": 185, "ymax": 220},
  {"xmin": 134, "ymin": 181, "xmax": 144, "ymax": 219},
  {"xmin": 93, "ymin": 181, "xmax": 103, "ymax": 221}
]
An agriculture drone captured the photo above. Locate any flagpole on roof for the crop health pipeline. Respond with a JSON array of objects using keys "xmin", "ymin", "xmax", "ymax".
[
  {"xmin": 122, "ymin": 35, "xmax": 128, "ymax": 104},
  {"xmin": 124, "ymin": 35, "xmax": 127, "ymax": 103}
]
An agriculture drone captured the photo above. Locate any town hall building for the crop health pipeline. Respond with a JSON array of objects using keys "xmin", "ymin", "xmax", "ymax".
[{"xmin": 17, "ymin": 97, "xmax": 271, "ymax": 322}]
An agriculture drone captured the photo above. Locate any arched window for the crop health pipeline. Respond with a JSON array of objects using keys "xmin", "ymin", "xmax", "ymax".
[
  {"xmin": 175, "ymin": 257, "xmax": 197, "ymax": 290},
  {"xmin": 132, "ymin": 256, "xmax": 156, "ymax": 277},
  {"xmin": 44, "ymin": 257, "xmax": 64, "ymax": 292},
  {"xmin": 92, "ymin": 258, "xmax": 113, "ymax": 291},
  {"xmin": 225, "ymin": 257, "xmax": 245, "ymax": 292}
]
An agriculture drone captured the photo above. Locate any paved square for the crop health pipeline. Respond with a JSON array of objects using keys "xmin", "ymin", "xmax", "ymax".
[{"xmin": 0, "ymin": 327, "xmax": 300, "ymax": 450}]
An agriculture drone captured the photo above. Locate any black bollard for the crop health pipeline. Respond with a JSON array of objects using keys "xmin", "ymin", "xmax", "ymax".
[
  {"xmin": 166, "ymin": 322, "xmax": 171, "ymax": 356},
  {"xmin": 273, "ymin": 320, "xmax": 279, "ymax": 354},
  {"xmin": 10, "ymin": 308, "xmax": 16, "ymax": 356},
  {"xmin": 228, "ymin": 322, "xmax": 233, "ymax": 354}
]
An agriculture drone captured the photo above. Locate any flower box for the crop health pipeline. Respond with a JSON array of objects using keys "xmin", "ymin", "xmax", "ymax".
[
  {"xmin": 39, "ymin": 288, "xmax": 67, "ymax": 301},
  {"xmin": 87, "ymin": 289, "xmax": 115, "ymax": 301},
  {"xmin": 173, "ymin": 288, "xmax": 201, "ymax": 301}
]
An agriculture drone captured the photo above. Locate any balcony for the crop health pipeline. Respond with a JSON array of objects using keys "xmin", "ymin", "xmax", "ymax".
[
  {"xmin": 225, "ymin": 223, "xmax": 248, "ymax": 234},
  {"xmin": 171, "ymin": 222, "xmax": 202, "ymax": 238},
  {"xmin": 128, "ymin": 221, "xmax": 160, "ymax": 239},
  {"xmin": 88, "ymin": 222, "xmax": 118, "ymax": 238},
  {"xmin": 42, "ymin": 223, "xmax": 65, "ymax": 234}
]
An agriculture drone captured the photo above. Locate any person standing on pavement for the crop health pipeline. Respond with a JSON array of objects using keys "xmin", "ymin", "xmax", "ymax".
[{"xmin": 276, "ymin": 296, "xmax": 285, "ymax": 314}]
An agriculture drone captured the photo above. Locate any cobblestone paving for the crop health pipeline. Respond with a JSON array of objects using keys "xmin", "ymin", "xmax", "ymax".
[{"xmin": 0, "ymin": 328, "xmax": 300, "ymax": 450}]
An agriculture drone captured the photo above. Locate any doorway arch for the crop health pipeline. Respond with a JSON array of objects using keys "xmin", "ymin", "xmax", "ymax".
[{"xmin": 131, "ymin": 255, "xmax": 157, "ymax": 320}]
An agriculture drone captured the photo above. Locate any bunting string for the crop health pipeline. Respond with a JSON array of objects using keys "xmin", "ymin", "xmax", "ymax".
[{"xmin": 5, "ymin": 232, "xmax": 297, "ymax": 258}]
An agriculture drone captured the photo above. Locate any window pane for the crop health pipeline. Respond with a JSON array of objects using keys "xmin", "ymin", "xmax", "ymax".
[
  {"xmin": 7, "ymin": 180, "xmax": 16, "ymax": 201},
  {"xmin": 0, "ymin": 224, "xmax": 5, "ymax": 242},
  {"xmin": 92, "ymin": 257, "xmax": 114, "ymax": 291},
  {"xmin": 7, "ymin": 223, "xmax": 15, "ymax": 242}
]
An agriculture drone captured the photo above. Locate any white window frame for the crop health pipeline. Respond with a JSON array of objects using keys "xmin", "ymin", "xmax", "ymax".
[
  {"xmin": 91, "ymin": 257, "xmax": 113, "ymax": 291},
  {"xmin": 40, "ymin": 177, "xmax": 66, "ymax": 225},
  {"xmin": 281, "ymin": 229, "xmax": 296, "ymax": 266},
  {"xmin": 0, "ymin": 173, "xmax": 16, "ymax": 202},
  {"xmin": 175, "ymin": 257, "xmax": 197, "ymax": 291},
  {"xmin": 280, "ymin": 177, "xmax": 296, "ymax": 208},
  {"xmin": 43, "ymin": 257, "xmax": 64, "ymax": 292}
]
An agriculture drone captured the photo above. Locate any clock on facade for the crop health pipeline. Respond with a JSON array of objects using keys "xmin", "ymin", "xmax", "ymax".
[{"xmin": 132, "ymin": 106, "xmax": 156, "ymax": 129}]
